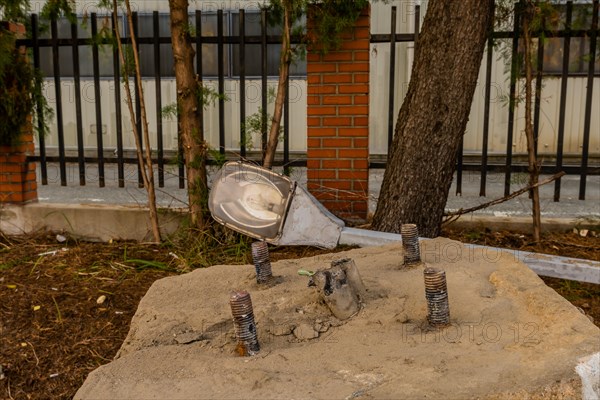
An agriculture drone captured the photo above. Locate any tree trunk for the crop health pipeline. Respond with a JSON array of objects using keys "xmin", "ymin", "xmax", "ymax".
[
  {"xmin": 372, "ymin": 0, "xmax": 495, "ymax": 238},
  {"xmin": 169, "ymin": 0, "xmax": 208, "ymax": 229},
  {"xmin": 263, "ymin": 1, "xmax": 292, "ymax": 170},
  {"xmin": 522, "ymin": 2, "xmax": 542, "ymax": 243}
]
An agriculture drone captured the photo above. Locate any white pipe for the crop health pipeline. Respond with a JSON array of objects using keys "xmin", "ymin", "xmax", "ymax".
[{"xmin": 338, "ymin": 227, "xmax": 600, "ymax": 284}]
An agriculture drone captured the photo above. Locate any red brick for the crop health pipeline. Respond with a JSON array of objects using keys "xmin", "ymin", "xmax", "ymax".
[
  {"xmin": 306, "ymin": 159, "xmax": 321, "ymax": 169},
  {"xmin": 307, "ymin": 53, "xmax": 321, "ymax": 62},
  {"xmin": 339, "ymin": 106, "xmax": 368, "ymax": 116},
  {"xmin": 339, "ymin": 128, "xmax": 368, "ymax": 137},
  {"xmin": 353, "ymin": 138, "xmax": 369, "ymax": 148},
  {"xmin": 354, "ymin": 17, "xmax": 370, "ymax": 28},
  {"xmin": 339, "ymin": 148, "xmax": 368, "ymax": 158},
  {"xmin": 354, "ymin": 73, "xmax": 369, "ymax": 83},
  {"xmin": 323, "ymin": 95, "xmax": 352, "ymax": 105},
  {"xmin": 323, "ymin": 160, "xmax": 352, "ymax": 169},
  {"xmin": 353, "ymin": 116, "xmax": 369, "ymax": 125},
  {"xmin": 307, "ymin": 117, "xmax": 322, "ymax": 127},
  {"xmin": 307, "ymin": 75, "xmax": 321, "ymax": 84},
  {"xmin": 353, "ymin": 51, "xmax": 370, "ymax": 61},
  {"xmin": 308, "ymin": 128, "xmax": 337, "ymax": 137},
  {"xmin": 0, "ymin": 164, "xmax": 25, "ymax": 173},
  {"xmin": 321, "ymin": 180, "xmax": 352, "ymax": 190},
  {"xmin": 307, "ymin": 85, "xmax": 337, "ymax": 95},
  {"xmin": 354, "ymin": 28, "xmax": 370, "ymax": 40},
  {"xmin": 307, "ymin": 138, "xmax": 321, "ymax": 148},
  {"xmin": 353, "ymin": 159, "xmax": 369, "ymax": 169},
  {"xmin": 339, "ymin": 62, "xmax": 369, "ymax": 72},
  {"xmin": 354, "ymin": 95, "xmax": 369, "ymax": 105},
  {"xmin": 307, "ymin": 106, "xmax": 337, "ymax": 116},
  {"xmin": 339, "ymin": 170, "xmax": 362, "ymax": 180},
  {"xmin": 321, "ymin": 52, "xmax": 353, "ymax": 62},
  {"xmin": 323, "ymin": 117, "xmax": 351, "ymax": 127},
  {"xmin": 323, "ymin": 74, "xmax": 353, "ymax": 84},
  {"xmin": 353, "ymin": 180, "xmax": 369, "ymax": 191},
  {"xmin": 307, "ymin": 169, "xmax": 336, "ymax": 180},
  {"xmin": 307, "ymin": 95, "xmax": 321, "ymax": 106},
  {"xmin": 323, "ymin": 138, "xmax": 352, "ymax": 148},
  {"xmin": 307, "ymin": 149, "xmax": 337, "ymax": 159},
  {"xmin": 321, "ymin": 201, "xmax": 352, "ymax": 211},
  {"xmin": 339, "ymin": 84, "xmax": 369, "ymax": 94},
  {"xmin": 307, "ymin": 63, "xmax": 336, "ymax": 73}
]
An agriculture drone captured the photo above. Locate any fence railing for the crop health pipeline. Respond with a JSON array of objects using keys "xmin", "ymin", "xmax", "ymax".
[{"xmin": 16, "ymin": 1, "xmax": 600, "ymax": 202}]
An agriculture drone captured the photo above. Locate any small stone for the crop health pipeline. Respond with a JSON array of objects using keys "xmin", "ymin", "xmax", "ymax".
[
  {"xmin": 579, "ymin": 229, "xmax": 589, "ymax": 237},
  {"xmin": 269, "ymin": 324, "xmax": 294, "ymax": 336},
  {"xmin": 293, "ymin": 323, "xmax": 319, "ymax": 340},
  {"xmin": 395, "ymin": 312, "xmax": 409, "ymax": 323},
  {"xmin": 96, "ymin": 295, "xmax": 107, "ymax": 304},
  {"xmin": 314, "ymin": 320, "xmax": 330, "ymax": 333},
  {"xmin": 0, "ymin": 365, "xmax": 4, "ymax": 380},
  {"xmin": 573, "ymin": 228, "xmax": 579, "ymax": 234},
  {"xmin": 56, "ymin": 234, "xmax": 67, "ymax": 243}
]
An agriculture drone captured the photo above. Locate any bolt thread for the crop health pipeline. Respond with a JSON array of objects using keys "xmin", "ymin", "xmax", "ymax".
[
  {"xmin": 251, "ymin": 241, "xmax": 273, "ymax": 284},
  {"xmin": 229, "ymin": 291, "xmax": 260, "ymax": 356},
  {"xmin": 401, "ymin": 224, "xmax": 420, "ymax": 264},
  {"xmin": 424, "ymin": 267, "xmax": 450, "ymax": 326}
]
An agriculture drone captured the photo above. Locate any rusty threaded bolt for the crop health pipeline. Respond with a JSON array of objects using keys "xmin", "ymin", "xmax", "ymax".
[
  {"xmin": 229, "ymin": 290, "xmax": 260, "ymax": 356},
  {"xmin": 401, "ymin": 224, "xmax": 421, "ymax": 265},
  {"xmin": 251, "ymin": 241, "xmax": 273, "ymax": 284},
  {"xmin": 424, "ymin": 267, "xmax": 450, "ymax": 326}
]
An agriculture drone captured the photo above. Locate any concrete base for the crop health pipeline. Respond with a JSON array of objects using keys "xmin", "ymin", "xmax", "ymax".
[
  {"xmin": 1, "ymin": 203, "xmax": 592, "ymax": 244},
  {"xmin": 75, "ymin": 239, "xmax": 599, "ymax": 399},
  {"xmin": 0, "ymin": 203, "xmax": 185, "ymax": 242}
]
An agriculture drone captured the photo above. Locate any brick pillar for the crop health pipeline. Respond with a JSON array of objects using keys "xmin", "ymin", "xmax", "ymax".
[
  {"xmin": 0, "ymin": 22, "xmax": 38, "ymax": 204},
  {"xmin": 306, "ymin": 7, "xmax": 370, "ymax": 221}
]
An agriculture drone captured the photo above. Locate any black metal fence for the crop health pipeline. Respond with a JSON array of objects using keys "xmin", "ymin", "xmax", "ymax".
[{"xmin": 17, "ymin": 1, "xmax": 600, "ymax": 201}]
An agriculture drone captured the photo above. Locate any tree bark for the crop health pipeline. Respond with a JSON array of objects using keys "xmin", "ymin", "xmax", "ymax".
[
  {"xmin": 168, "ymin": 0, "xmax": 208, "ymax": 229},
  {"xmin": 372, "ymin": 0, "xmax": 495, "ymax": 238},
  {"xmin": 263, "ymin": 1, "xmax": 292, "ymax": 170}
]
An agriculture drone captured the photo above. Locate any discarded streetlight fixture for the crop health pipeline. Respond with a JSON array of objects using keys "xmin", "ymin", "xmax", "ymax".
[
  {"xmin": 208, "ymin": 161, "xmax": 600, "ymax": 285},
  {"xmin": 229, "ymin": 290, "xmax": 260, "ymax": 356}
]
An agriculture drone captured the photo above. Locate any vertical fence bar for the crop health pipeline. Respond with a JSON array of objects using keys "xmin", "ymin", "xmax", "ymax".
[
  {"xmin": 456, "ymin": 137, "xmax": 463, "ymax": 195},
  {"xmin": 261, "ymin": 8, "xmax": 268, "ymax": 163},
  {"xmin": 218, "ymin": 9, "xmax": 225, "ymax": 155},
  {"xmin": 480, "ymin": 36, "xmax": 494, "ymax": 197},
  {"xmin": 533, "ymin": 17, "xmax": 545, "ymax": 157},
  {"xmin": 91, "ymin": 14, "xmax": 105, "ymax": 187},
  {"xmin": 153, "ymin": 11, "xmax": 164, "ymax": 188},
  {"xmin": 71, "ymin": 20, "xmax": 85, "ymax": 186},
  {"xmin": 579, "ymin": 0, "xmax": 598, "ymax": 200},
  {"xmin": 239, "ymin": 9, "xmax": 246, "ymax": 158},
  {"xmin": 51, "ymin": 18, "xmax": 67, "ymax": 186},
  {"xmin": 414, "ymin": 5, "xmax": 420, "ymax": 52},
  {"xmin": 283, "ymin": 73, "xmax": 290, "ymax": 175},
  {"xmin": 31, "ymin": 15, "xmax": 47, "ymax": 185},
  {"xmin": 554, "ymin": 1, "xmax": 573, "ymax": 202},
  {"xmin": 112, "ymin": 15, "xmax": 125, "ymax": 188},
  {"xmin": 132, "ymin": 12, "xmax": 143, "ymax": 188},
  {"xmin": 387, "ymin": 7, "xmax": 397, "ymax": 153},
  {"xmin": 504, "ymin": 4, "xmax": 521, "ymax": 197}
]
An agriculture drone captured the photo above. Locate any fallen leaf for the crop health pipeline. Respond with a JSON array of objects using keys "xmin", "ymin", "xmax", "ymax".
[
  {"xmin": 33, "ymin": 305, "xmax": 41, "ymax": 311},
  {"xmin": 6, "ymin": 285, "xmax": 16, "ymax": 289}
]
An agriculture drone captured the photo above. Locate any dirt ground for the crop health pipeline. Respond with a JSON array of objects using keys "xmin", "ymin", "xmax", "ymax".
[{"xmin": 1, "ymin": 228, "xmax": 598, "ymax": 400}]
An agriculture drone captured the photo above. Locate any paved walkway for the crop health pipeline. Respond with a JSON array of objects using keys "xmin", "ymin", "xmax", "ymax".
[{"xmin": 37, "ymin": 163, "xmax": 600, "ymax": 220}]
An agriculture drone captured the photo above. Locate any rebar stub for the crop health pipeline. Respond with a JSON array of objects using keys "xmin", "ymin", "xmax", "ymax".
[
  {"xmin": 423, "ymin": 267, "xmax": 450, "ymax": 326},
  {"xmin": 229, "ymin": 290, "xmax": 260, "ymax": 356},
  {"xmin": 251, "ymin": 241, "xmax": 273, "ymax": 284},
  {"xmin": 401, "ymin": 224, "xmax": 421, "ymax": 265}
]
